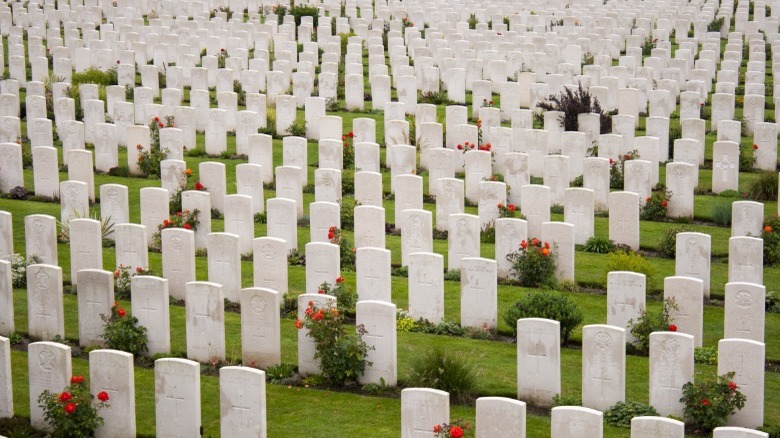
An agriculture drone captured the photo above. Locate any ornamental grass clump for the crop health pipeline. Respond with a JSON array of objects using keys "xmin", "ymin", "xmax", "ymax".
[
  {"xmin": 37, "ymin": 375, "xmax": 110, "ymax": 438},
  {"xmin": 506, "ymin": 238, "xmax": 557, "ymax": 288},
  {"xmin": 680, "ymin": 371, "xmax": 746, "ymax": 433},
  {"xmin": 408, "ymin": 348, "xmax": 479, "ymax": 404},
  {"xmin": 294, "ymin": 301, "xmax": 372, "ymax": 386}
]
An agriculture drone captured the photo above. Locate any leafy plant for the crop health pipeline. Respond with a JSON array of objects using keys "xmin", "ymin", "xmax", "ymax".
[
  {"xmin": 694, "ymin": 346, "xmax": 718, "ymax": 365},
  {"xmin": 295, "ymin": 302, "xmax": 372, "ymax": 386},
  {"xmin": 680, "ymin": 371, "xmax": 746, "ymax": 433},
  {"xmin": 503, "ymin": 292, "xmax": 583, "ymax": 343},
  {"xmin": 151, "ymin": 209, "xmax": 201, "ymax": 250},
  {"xmin": 113, "ymin": 265, "xmax": 153, "ymax": 300},
  {"xmin": 318, "ymin": 279, "xmax": 356, "ymax": 315},
  {"xmin": 707, "ymin": 16, "xmax": 725, "ymax": 31},
  {"xmin": 407, "ymin": 348, "xmax": 479, "ymax": 404},
  {"xmin": 767, "ymin": 291, "xmax": 780, "ymax": 313},
  {"xmin": 641, "ymin": 35, "xmax": 656, "ymax": 56},
  {"xmin": 288, "ymin": 4, "xmax": 319, "ymax": 26},
  {"xmin": 608, "ymin": 150, "xmax": 639, "ymax": 189},
  {"xmin": 100, "ymin": 303, "xmax": 148, "ymax": 356},
  {"xmin": 552, "ymin": 393, "xmax": 582, "ymax": 407},
  {"xmin": 265, "ymin": 363, "xmax": 297, "ymax": 384},
  {"xmin": 506, "ymin": 238, "xmax": 557, "ymax": 288},
  {"xmin": 433, "ymin": 419, "xmax": 470, "ymax": 438},
  {"xmin": 285, "ymin": 119, "xmax": 307, "ymax": 137},
  {"xmin": 583, "ymin": 236, "xmax": 616, "ymax": 254},
  {"xmin": 626, "ymin": 298, "xmax": 677, "ymax": 354},
  {"xmin": 604, "ymin": 401, "xmax": 659, "ymax": 428},
  {"xmin": 605, "ymin": 250, "xmax": 655, "ymax": 288},
  {"xmin": 342, "ymin": 131, "xmax": 355, "ymax": 170},
  {"xmin": 640, "ymin": 189, "xmax": 671, "ymax": 221},
  {"xmin": 10, "ymin": 253, "xmax": 40, "ymax": 288},
  {"xmin": 657, "ymin": 226, "xmax": 693, "ymax": 258},
  {"xmin": 762, "ymin": 214, "xmax": 780, "ymax": 266},
  {"xmin": 37, "ymin": 376, "xmax": 110, "ymax": 437},
  {"xmin": 536, "ymin": 83, "xmax": 612, "ymax": 133}
]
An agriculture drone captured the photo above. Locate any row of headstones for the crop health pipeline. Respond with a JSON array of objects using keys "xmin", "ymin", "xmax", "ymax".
[
  {"xmin": 1, "ymin": 219, "xmax": 766, "ymax": 352},
  {"xmin": 2, "ymin": 17, "xmax": 773, "ymax": 115},
  {"xmin": 2, "ymin": 339, "xmax": 765, "ymax": 437},
  {"xmin": 401, "ymin": 388, "xmax": 769, "ymax": 437},
  {"xmin": 0, "ymin": 186, "xmax": 769, "ymax": 333},
  {"xmin": 0, "ymin": 339, "xmax": 266, "ymax": 437},
  {"xmin": 514, "ymin": 319, "xmax": 766, "ymax": 428}
]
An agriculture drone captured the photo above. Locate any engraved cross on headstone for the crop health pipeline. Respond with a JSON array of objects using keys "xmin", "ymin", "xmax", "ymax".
[{"xmin": 528, "ymin": 338, "xmax": 547, "ymax": 373}]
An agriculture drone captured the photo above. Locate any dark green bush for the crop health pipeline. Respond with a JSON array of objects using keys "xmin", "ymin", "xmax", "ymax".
[
  {"xmin": 604, "ymin": 401, "xmax": 659, "ymax": 428},
  {"xmin": 407, "ymin": 348, "xmax": 479, "ymax": 404},
  {"xmin": 503, "ymin": 292, "xmax": 584, "ymax": 343},
  {"xmin": 288, "ymin": 4, "xmax": 319, "ymax": 27}
]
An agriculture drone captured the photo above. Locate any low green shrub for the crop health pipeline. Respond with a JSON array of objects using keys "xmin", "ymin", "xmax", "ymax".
[
  {"xmin": 626, "ymin": 298, "xmax": 677, "ymax": 355},
  {"xmin": 604, "ymin": 401, "xmax": 659, "ymax": 428},
  {"xmin": 604, "ymin": 250, "xmax": 655, "ymax": 288},
  {"xmin": 762, "ymin": 213, "xmax": 780, "ymax": 266},
  {"xmin": 506, "ymin": 238, "xmax": 557, "ymax": 288},
  {"xmin": 503, "ymin": 292, "xmax": 583, "ymax": 343}
]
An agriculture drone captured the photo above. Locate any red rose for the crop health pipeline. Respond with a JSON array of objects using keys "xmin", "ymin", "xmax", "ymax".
[
  {"xmin": 183, "ymin": 223, "xmax": 191, "ymax": 230},
  {"xmin": 136, "ymin": 266, "xmax": 143, "ymax": 273},
  {"xmin": 729, "ymin": 381, "xmax": 738, "ymax": 390},
  {"xmin": 117, "ymin": 308, "xmax": 126, "ymax": 317},
  {"xmin": 433, "ymin": 425, "xmax": 442, "ymax": 433},
  {"xmin": 609, "ymin": 158, "xmax": 613, "ymax": 164},
  {"xmin": 450, "ymin": 426, "xmax": 464, "ymax": 438},
  {"xmin": 489, "ymin": 100, "xmax": 493, "ymax": 105},
  {"xmin": 116, "ymin": 60, "xmax": 120, "ymax": 64},
  {"xmin": 327, "ymin": 232, "xmax": 335, "ymax": 239},
  {"xmin": 305, "ymin": 307, "xmax": 313, "ymax": 316},
  {"xmin": 221, "ymin": 48, "xmax": 225, "ymax": 52},
  {"xmin": 701, "ymin": 399, "xmax": 710, "ymax": 406},
  {"xmin": 669, "ymin": 324, "xmax": 677, "ymax": 332},
  {"xmin": 97, "ymin": 391, "xmax": 109, "ymax": 402},
  {"xmin": 508, "ymin": 204, "xmax": 515, "ymax": 211},
  {"xmin": 753, "ymin": 144, "xmax": 759, "ymax": 150},
  {"xmin": 497, "ymin": 203, "xmax": 503, "ymax": 208},
  {"xmin": 176, "ymin": 211, "xmax": 182, "ymax": 217},
  {"xmin": 114, "ymin": 270, "xmax": 120, "ymax": 278},
  {"xmin": 159, "ymin": 123, "xmax": 164, "ymax": 128},
  {"xmin": 64, "ymin": 402, "xmax": 77, "ymax": 414},
  {"xmin": 336, "ymin": 276, "xmax": 344, "ymax": 284},
  {"xmin": 765, "ymin": 226, "xmax": 772, "ymax": 233},
  {"xmin": 154, "ymin": 117, "xmax": 159, "ymax": 122},
  {"xmin": 662, "ymin": 200, "xmax": 668, "ymax": 208},
  {"xmin": 308, "ymin": 300, "xmax": 314, "ymax": 307},
  {"xmin": 457, "ymin": 144, "xmax": 463, "ymax": 150},
  {"xmin": 624, "ymin": 154, "xmax": 630, "ymax": 160},
  {"xmin": 195, "ymin": 182, "xmax": 204, "ymax": 190},
  {"xmin": 348, "ymin": 131, "xmax": 354, "ymax": 138},
  {"xmin": 59, "ymin": 391, "xmax": 73, "ymax": 402},
  {"xmin": 294, "ymin": 319, "xmax": 303, "ymax": 329},
  {"xmin": 71, "ymin": 375, "xmax": 84, "ymax": 384},
  {"xmin": 318, "ymin": 289, "xmax": 324, "ymax": 294}
]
